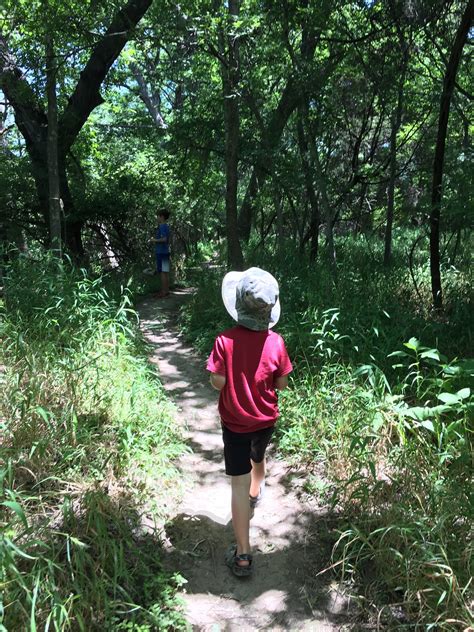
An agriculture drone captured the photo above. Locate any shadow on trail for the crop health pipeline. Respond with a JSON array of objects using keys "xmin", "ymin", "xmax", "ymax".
[
  {"xmin": 186, "ymin": 438, "xmax": 225, "ymax": 465},
  {"xmin": 139, "ymin": 292, "xmax": 353, "ymax": 629},
  {"xmin": 161, "ymin": 508, "xmax": 350, "ymax": 630}
]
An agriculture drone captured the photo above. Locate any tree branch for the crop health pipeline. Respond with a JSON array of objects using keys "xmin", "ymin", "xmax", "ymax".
[
  {"xmin": 0, "ymin": 31, "xmax": 47, "ymax": 153},
  {"xmin": 59, "ymin": 0, "xmax": 153, "ymax": 153},
  {"xmin": 130, "ymin": 60, "xmax": 167, "ymax": 128}
]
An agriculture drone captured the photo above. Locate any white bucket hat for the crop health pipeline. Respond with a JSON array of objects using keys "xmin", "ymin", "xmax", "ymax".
[{"xmin": 221, "ymin": 267, "xmax": 280, "ymax": 331}]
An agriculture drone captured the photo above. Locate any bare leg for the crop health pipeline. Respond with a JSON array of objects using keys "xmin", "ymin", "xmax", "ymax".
[
  {"xmin": 160, "ymin": 272, "xmax": 169, "ymax": 295},
  {"xmin": 250, "ymin": 458, "xmax": 265, "ymax": 498},
  {"xmin": 231, "ymin": 473, "xmax": 251, "ymax": 564}
]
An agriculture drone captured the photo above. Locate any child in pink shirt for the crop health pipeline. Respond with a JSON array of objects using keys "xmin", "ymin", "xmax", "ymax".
[{"xmin": 207, "ymin": 267, "xmax": 292, "ymax": 577}]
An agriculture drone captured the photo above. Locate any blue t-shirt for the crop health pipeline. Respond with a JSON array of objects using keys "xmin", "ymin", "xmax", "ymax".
[{"xmin": 155, "ymin": 223, "xmax": 170, "ymax": 255}]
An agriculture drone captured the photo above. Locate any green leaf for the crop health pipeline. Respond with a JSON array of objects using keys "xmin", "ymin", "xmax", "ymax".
[
  {"xmin": 399, "ymin": 405, "xmax": 448, "ymax": 421},
  {"xmin": 372, "ymin": 413, "xmax": 384, "ymax": 432},
  {"xmin": 404, "ymin": 337, "xmax": 420, "ymax": 351},
  {"xmin": 420, "ymin": 420, "xmax": 435, "ymax": 432},
  {"xmin": 69, "ymin": 536, "xmax": 88, "ymax": 548},
  {"xmin": 442, "ymin": 365, "xmax": 461, "ymax": 376},
  {"xmin": 30, "ymin": 573, "xmax": 40, "ymax": 632},
  {"xmin": 401, "ymin": 406, "xmax": 429, "ymax": 420},
  {"xmin": 420, "ymin": 349, "xmax": 440, "ymax": 361},
  {"xmin": 35, "ymin": 406, "xmax": 50, "ymax": 423},
  {"xmin": 457, "ymin": 359, "xmax": 474, "ymax": 374},
  {"xmin": 456, "ymin": 387, "xmax": 470, "ymax": 400},
  {"xmin": 4, "ymin": 537, "xmax": 37, "ymax": 560},
  {"xmin": 446, "ymin": 419, "xmax": 463, "ymax": 435},
  {"xmin": 353, "ymin": 364, "xmax": 373, "ymax": 378},
  {"xmin": 2, "ymin": 500, "xmax": 28, "ymax": 528},
  {"xmin": 438, "ymin": 392, "xmax": 460, "ymax": 405}
]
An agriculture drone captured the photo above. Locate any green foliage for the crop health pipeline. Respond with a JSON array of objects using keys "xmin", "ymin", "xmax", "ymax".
[
  {"xmin": 179, "ymin": 268, "xmax": 230, "ymax": 351},
  {"xmin": 0, "ymin": 481, "xmax": 187, "ymax": 631},
  {"xmin": 0, "ymin": 255, "xmax": 186, "ymax": 630},
  {"xmin": 179, "ymin": 236, "xmax": 473, "ymax": 629},
  {"xmin": 0, "ymin": 155, "xmax": 40, "ymax": 245},
  {"xmin": 329, "ymin": 346, "xmax": 472, "ymax": 629},
  {"xmin": 1, "ymin": 0, "xmax": 473, "ymax": 626}
]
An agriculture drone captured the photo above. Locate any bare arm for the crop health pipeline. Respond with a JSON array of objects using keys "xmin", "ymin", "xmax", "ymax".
[
  {"xmin": 274, "ymin": 375, "xmax": 289, "ymax": 390},
  {"xmin": 210, "ymin": 373, "xmax": 226, "ymax": 391}
]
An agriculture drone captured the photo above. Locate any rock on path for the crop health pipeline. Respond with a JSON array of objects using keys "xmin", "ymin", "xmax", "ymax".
[{"xmin": 139, "ymin": 291, "xmax": 350, "ymax": 631}]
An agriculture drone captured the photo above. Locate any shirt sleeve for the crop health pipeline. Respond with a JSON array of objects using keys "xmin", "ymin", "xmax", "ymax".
[
  {"xmin": 275, "ymin": 336, "xmax": 293, "ymax": 377},
  {"xmin": 160, "ymin": 224, "xmax": 170, "ymax": 242},
  {"xmin": 206, "ymin": 335, "xmax": 226, "ymax": 376}
]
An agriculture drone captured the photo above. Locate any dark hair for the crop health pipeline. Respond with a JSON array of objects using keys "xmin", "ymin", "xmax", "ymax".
[{"xmin": 158, "ymin": 209, "xmax": 170, "ymax": 220}]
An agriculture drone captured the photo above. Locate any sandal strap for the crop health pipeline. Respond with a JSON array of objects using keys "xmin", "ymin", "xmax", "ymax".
[
  {"xmin": 236, "ymin": 553, "xmax": 252, "ymax": 563},
  {"xmin": 249, "ymin": 482, "xmax": 265, "ymax": 505}
]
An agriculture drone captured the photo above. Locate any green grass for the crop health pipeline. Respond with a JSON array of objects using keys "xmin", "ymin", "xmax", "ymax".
[
  {"xmin": 179, "ymin": 231, "xmax": 473, "ymax": 630},
  {"xmin": 0, "ymin": 255, "xmax": 187, "ymax": 630}
]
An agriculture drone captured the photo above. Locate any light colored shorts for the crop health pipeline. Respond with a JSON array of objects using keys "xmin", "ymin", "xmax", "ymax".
[{"xmin": 156, "ymin": 253, "xmax": 170, "ymax": 273}]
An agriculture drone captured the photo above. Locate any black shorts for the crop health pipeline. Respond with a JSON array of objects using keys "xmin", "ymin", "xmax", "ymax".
[{"xmin": 222, "ymin": 424, "xmax": 274, "ymax": 476}]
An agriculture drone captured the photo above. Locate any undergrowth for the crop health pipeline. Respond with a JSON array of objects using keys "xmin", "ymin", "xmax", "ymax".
[
  {"xmin": 179, "ymin": 233, "xmax": 473, "ymax": 630},
  {"xmin": 0, "ymin": 255, "xmax": 187, "ymax": 630}
]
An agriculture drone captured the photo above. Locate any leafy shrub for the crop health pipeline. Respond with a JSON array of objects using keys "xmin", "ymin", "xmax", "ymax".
[
  {"xmin": 0, "ymin": 255, "xmax": 186, "ymax": 630},
  {"xmin": 329, "ymin": 342, "xmax": 472, "ymax": 629},
  {"xmin": 179, "ymin": 235, "xmax": 473, "ymax": 629}
]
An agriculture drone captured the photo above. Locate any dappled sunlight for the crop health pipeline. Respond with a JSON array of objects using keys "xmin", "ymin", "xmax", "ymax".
[
  {"xmin": 162, "ymin": 508, "xmax": 348, "ymax": 630},
  {"xmin": 139, "ymin": 292, "xmax": 352, "ymax": 630}
]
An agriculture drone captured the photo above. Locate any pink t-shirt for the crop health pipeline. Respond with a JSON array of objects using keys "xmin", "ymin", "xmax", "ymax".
[{"xmin": 206, "ymin": 326, "xmax": 293, "ymax": 433}]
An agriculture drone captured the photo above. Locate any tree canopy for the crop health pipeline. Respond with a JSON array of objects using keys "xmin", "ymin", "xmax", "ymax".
[
  {"xmin": 0, "ymin": 2, "xmax": 473, "ymax": 629},
  {"xmin": 1, "ymin": 1, "xmax": 471, "ymax": 295}
]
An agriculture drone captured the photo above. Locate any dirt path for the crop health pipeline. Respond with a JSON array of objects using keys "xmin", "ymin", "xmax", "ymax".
[{"xmin": 139, "ymin": 291, "xmax": 350, "ymax": 631}]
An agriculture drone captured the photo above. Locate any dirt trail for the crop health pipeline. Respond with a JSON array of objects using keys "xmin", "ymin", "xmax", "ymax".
[{"xmin": 139, "ymin": 291, "xmax": 350, "ymax": 631}]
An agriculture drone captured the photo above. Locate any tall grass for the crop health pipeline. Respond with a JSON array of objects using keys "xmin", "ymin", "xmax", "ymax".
[
  {"xmin": 0, "ymin": 255, "xmax": 186, "ymax": 630},
  {"xmin": 180, "ymin": 232, "xmax": 473, "ymax": 629}
]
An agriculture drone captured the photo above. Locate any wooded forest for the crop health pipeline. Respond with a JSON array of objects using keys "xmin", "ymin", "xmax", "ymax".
[{"xmin": 0, "ymin": 0, "xmax": 472, "ymax": 630}]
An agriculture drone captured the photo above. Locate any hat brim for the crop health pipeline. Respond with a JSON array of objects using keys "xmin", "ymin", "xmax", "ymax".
[{"xmin": 221, "ymin": 268, "xmax": 281, "ymax": 329}]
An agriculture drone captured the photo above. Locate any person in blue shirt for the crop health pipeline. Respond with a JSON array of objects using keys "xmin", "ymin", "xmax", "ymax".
[{"xmin": 150, "ymin": 209, "xmax": 171, "ymax": 298}]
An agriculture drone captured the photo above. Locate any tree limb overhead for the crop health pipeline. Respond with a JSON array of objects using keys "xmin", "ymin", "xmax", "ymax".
[{"xmin": 59, "ymin": 0, "xmax": 153, "ymax": 152}]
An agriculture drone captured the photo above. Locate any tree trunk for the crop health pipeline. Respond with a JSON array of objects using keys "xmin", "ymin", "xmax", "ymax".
[
  {"xmin": 45, "ymin": 33, "xmax": 62, "ymax": 256},
  {"xmin": 313, "ymin": 144, "xmax": 337, "ymax": 278},
  {"xmin": 130, "ymin": 61, "xmax": 167, "ymax": 128},
  {"xmin": 238, "ymin": 168, "xmax": 260, "ymax": 242},
  {"xmin": 296, "ymin": 107, "xmax": 319, "ymax": 261},
  {"xmin": 58, "ymin": 0, "xmax": 154, "ymax": 153},
  {"xmin": 0, "ymin": 98, "xmax": 11, "ymax": 153},
  {"xmin": 237, "ymin": 36, "xmax": 335, "ymax": 243},
  {"xmin": 273, "ymin": 186, "xmax": 284, "ymax": 255},
  {"xmin": 383, "ymin": 75, "xmax": 405, "ymax": 266},
  {"xmin": 430, "ymin": 0, "xmax": 473, "ymax": 309},
  {"xmin": 58, "ymin": 157, "xmax": 85, "ymax": 259},
  {"xmin": 1, "ymin": 0, "xmax": 153, "ymax": 260},
  {"xmin": 383, "ymin": 10, "xmax": 408, "ymax": 267},
  {"xmin": 237, "ymin": 75, "xmax": 301, "ymax": 244},
  {"xmin": 222, "ymin": 0, "xmax": 244, "ymax": 269},
  {"xmin": 301, "ymin": 101, "xmax": 336, "ymax": 277}
]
